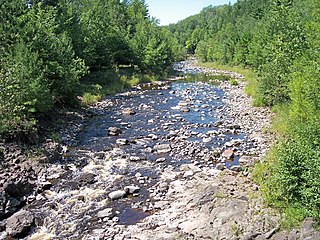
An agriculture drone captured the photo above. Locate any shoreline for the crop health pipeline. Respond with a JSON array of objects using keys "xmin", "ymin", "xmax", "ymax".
[{"xmin": 1, "ymin": 61, "xmax": 319, "ymax": 239}]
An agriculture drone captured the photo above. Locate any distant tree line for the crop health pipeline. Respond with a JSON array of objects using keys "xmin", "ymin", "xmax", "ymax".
[{"xmin": 169, "ymin": 0, "xmax": 320, "ymax": 224}]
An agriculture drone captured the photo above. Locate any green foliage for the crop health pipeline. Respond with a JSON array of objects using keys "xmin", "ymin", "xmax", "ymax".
[
  {"xmin": 0, "ymin": 41, "xmax": 49, "ymax": 137},
  {"xmin": 229, "ymin": 79, "xmax": 239, "ymax": 86},
  {"xmin": 172, "ymin": 0, "xmax": 320, "ymax": 225},
  {"xmin": 82, "ymin": 92, "xmax": 102, "ymax": 106},
  {"xmin": 0, "ymin": 0, "xmax": 175, "ymax": 138},
  {"xmin": 256, "ymin": 126, "xmax": 320, "ymax": 224}
]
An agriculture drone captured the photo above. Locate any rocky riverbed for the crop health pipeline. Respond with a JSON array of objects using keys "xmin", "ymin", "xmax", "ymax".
[{"xmin": 1, "ymin": 60, "xmax": 320, "ymax": 239}]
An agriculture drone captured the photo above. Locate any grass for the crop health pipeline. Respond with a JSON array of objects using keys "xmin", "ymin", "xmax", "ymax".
[
  {"xmin": 197, "ymin": 61, "xmax": 263, "ymax": 106},
  {"xmin": 79, "ymin": 68, "xmax": 159, "ymax": 106},
  {"xmin": 270, "ymin": 103, "xmax": 291, "ymax": 136}
]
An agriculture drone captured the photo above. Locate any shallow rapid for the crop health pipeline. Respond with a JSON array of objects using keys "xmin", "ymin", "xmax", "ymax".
[{"xmin": 26, "ymin": 62, "xmax": 272, "ymax": 239}]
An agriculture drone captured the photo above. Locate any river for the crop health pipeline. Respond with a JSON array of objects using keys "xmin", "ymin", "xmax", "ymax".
[{"xmin": 25, "ymin": 61, "xmax": 274, "ymax": 239}]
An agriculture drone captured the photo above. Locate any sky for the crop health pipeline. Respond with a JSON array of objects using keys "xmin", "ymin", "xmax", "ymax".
[{"xmin": 146, "ymin": 0, "xmax": 238, "ymax": 26}]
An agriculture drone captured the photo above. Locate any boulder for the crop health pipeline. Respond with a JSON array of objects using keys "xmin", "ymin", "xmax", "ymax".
[
  {"xmin": 76, "ymin": 173, "xmax": 96, "ymax": 186},
  {"xmin": 203, "ymin": 137, "xmax": 212, "ymax": 143},
  {"xmin": 97, "ymin": 208, "xmax": 115, "ymax": 219},
  {"xmin": 6, "ymin": 210, "xmax": 34, "ymax": 237},
  {"xmin": 4, "ymin": 176, "xmax": 35, "ymax": 199},
  {"xmin": 108, "ymin": 190, "xmax": 126, "ymax": 200},
  {"xmin": 129, "ymin": 156, "xmax": 141, "ymax": 162},
  {"xmin": 178, "ymin": 101, "xmax": 189, "ymax": 107},
  {"xmin": 41, "ymin": 142, "xmax": 62, "ymax": 163}
]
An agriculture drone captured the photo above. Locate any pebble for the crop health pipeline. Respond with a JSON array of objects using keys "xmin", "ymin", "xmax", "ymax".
[
  {"xmin": 129, "ymin": 156, "xmax": 141, "ymax": 162},
  {"xmin": 156, "ymin": 157, "xmax": 166, "ymax": 163},
  {"xmin": 180, "ymin": 107, "xmax": 191, "ymax": 112},
  {"xmin": 108, "ymin": 127, "xmax": 121, "ymax": 136},
  {"xmin": 122, "ymin": 108, "xmax": 136, "ymax": 115},
  {"xmin": 215, "ymin": 163, "xmax": 225, "ymax": 170},
  {"xmin": 108, "ymin": 190, "xmax": 127, "ymax": 200},
  {"xmin": 116, "ymin": 138, "xmax": 129, "ymax": 145},
  {"xmin": 202, "ymin": 137, "xmax": 212, "ymax": 143}
]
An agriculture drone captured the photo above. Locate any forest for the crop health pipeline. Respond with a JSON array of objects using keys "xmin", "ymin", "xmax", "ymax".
[
  {"xmin": 0, "ymin": 0, "xmax": 319, "ymax": 229},
  {"xmin": 169, "ymin": 0, "xmax": 320, "ymax": 225},
  {"xmin": 0, "ymin": 0, "xmax": 183, "ymax": 139}
]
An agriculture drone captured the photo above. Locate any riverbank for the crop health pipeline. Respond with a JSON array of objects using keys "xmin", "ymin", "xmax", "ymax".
[{"xmin": 1, "ymin": 61, "xmax": 319, "ymax": 239}]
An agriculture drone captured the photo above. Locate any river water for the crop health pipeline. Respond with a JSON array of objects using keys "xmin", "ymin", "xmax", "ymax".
[{"xmin": 26, "ymin": 68, "xmax": 258, "ymax": 239}]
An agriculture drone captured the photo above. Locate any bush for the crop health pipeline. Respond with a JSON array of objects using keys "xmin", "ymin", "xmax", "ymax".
[{"xmin": 0, "ymin": 42, "xmax": 51, "ymax": 137}]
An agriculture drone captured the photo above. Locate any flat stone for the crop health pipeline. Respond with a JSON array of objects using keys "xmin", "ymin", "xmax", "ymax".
[
  {"xmin": 6, "ymin": 210, "xmax": 34, "ymax": 237},
  {"xmin": 183, "ymin": 170, "xmax": 194, "ymax": 178},
  {"xmin": 154, "ymin": 144, "xmax": 171, "ymax": 154},
  {"xmin": 108, "ymin": 190, "xmax": 126, "ymax": 200},
  {"xmin": 97, "ymin": 208, "xmax": 115, "ymax": 219},
  {"xmin": 203, "ymin": 137, "xmax": 212, "ymax": 143},
  {"xmin": 222, "ymin": 149, "xmax": 234, "ymax": 159},
  {"xmin": 156, "ymin": 157, "xmax": 166, "ymax": 163},
  {"xmin": 288, "ymin": 229, "xmax": 299, "ymax": 240},
  {"xmin": 239, "ymin": 155, "xmax": 251, "ymax": 164}
]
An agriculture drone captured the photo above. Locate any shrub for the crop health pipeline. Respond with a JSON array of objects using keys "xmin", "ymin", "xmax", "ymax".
[{"xmin": 0, "ymin": 42, "xmax": 51, "ymax": 137}]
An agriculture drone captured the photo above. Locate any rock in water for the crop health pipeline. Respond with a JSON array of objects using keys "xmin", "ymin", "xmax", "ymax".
[
  {"xmin": 156, "ymin": 157, "xmax": 166, "ymax": 163},
  {"xmin": 116, "ymin": 138, "xmax": 129, "ymax": 145},
  {"xmin": 154, "ymin": 144, "xmax": 172, "ymax": 154},
  {"xmin": 222, "ymin": 149, "xmax": 234, "ymax": 159},
  {"xmin": 180, "ymin": 107, "xmax": 191, "ymax": 113},
  {"xmin": 108, "ymin": 190, "xmax": 127, "ymax": 200},
  {"xmin": 122, "ymin": 108, "xmax": 136, "ymax": 115},
  {"xmin": 97, "ymin": 208, "xmax": 115, "ymax": 219},
  {"xmin": 178, "ymin": 101, "xmax": 189, "ymax": 106},
  {"xmin": 203, "ymin": 137, "xmax": 212, "ymax": 143},
  {"xmin": 108, "ymin": 127, "xmax": 122, "ymax": 136},
  {"xmin": 6, "ymin": 210, "xmax": 34, "ymax": 237}
]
